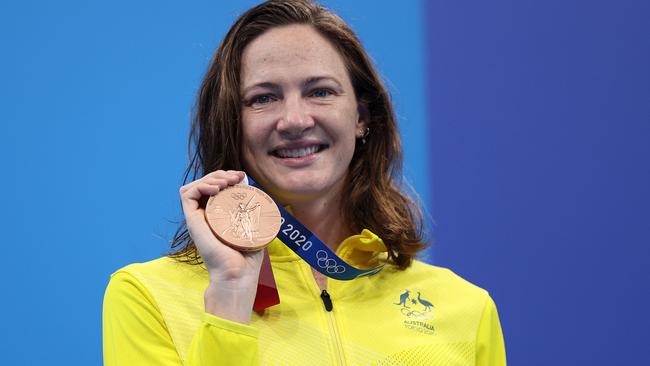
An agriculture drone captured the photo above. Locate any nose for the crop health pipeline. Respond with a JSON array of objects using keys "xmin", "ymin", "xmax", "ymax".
[{"xmin": 276, "ymin": 94, "xmax": 314, "ymax": 138}]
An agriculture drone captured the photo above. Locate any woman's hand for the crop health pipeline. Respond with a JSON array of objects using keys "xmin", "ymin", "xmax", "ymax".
[{"xmin": 179, "ymin": 170, "xmax": 264, "ymax": 324}]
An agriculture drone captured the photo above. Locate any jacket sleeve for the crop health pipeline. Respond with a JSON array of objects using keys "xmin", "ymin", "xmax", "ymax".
[
  {"xmin": 103, "ymin": 271, "xmax": 259, "ymax": 365},
  {"xmin": 475, "ymin": 295, "xmax": 507, "ymax": 366}
]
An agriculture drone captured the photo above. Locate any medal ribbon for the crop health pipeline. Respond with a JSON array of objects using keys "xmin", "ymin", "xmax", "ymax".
[{"xmin": 246, "ymin": 176, "xmax": 385, "ymax": 280}]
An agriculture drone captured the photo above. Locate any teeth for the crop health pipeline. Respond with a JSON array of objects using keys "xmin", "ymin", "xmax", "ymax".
[{"xmin": 276, "ymin": 145, "xmax": 319, "ymax": 158}]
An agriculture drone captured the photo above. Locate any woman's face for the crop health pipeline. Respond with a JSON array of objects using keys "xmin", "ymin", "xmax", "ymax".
[{"xmin": 240, "ymin": 24, "xmax": 365, "ymax": 205}]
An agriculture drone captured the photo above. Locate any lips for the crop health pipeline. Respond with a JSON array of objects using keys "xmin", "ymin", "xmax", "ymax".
[{"xmin": 271, "ymin": 144, "xmax": 328, "ymax": 158}]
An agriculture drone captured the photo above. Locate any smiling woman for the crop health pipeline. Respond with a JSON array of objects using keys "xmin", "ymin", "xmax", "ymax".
[{"xmin": 102, "ymin": 1, "xmax": 506, "ymax": 365}]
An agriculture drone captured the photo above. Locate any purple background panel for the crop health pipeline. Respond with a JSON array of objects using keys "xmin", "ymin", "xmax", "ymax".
[{"xmin": 424, "ymin": 0, "xmax": 650, "ymax": 364}]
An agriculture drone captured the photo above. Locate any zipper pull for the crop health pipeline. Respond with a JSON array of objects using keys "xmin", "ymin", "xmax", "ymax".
[{"xmin": 320, "ymin": 289, "xmax": 333, "ymax": 312}]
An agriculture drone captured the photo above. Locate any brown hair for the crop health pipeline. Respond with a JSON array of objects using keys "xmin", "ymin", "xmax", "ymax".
[{"xmin": 170, "ymin": 0, "xmax": 427, "ymax": 269}]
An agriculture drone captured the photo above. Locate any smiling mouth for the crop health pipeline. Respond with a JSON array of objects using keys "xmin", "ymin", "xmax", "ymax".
[{"xmin": 271, "ymin": 144, "xmax": 329, "ymax": 158}]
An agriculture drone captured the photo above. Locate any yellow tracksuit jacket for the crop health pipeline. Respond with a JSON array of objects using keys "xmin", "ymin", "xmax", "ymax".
[{"xmin": 103, "ymin": 229, "xmax": 506, "ymax": 365}]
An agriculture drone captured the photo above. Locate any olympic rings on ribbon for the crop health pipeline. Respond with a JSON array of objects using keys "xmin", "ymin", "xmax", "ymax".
[{"xmin": 316, "ymin": 250, "xmax": 346, "ymax": 274}]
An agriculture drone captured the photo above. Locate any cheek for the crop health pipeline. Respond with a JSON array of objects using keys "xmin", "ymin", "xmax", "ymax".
[
  {"xmin": 330, "ymin": 123, "xmax": 358, "ymax": 161},
  {"xmin": 241, "ymin": 118, "xmax": 266, "ymax": 150},
  {"xmin": 337, "ymin": 108, "xmax": 361, "ymax": 148},
  {"xmin": 242, "ymin": 109, "xmax": 276, "ymax": 146},
  {"xmin": 240, "ymin": 123, "xmax": 264, "ymax": 170},
  {"xmin": 241, "ymin": 128, "xmax": 256, "ymax": 148}
]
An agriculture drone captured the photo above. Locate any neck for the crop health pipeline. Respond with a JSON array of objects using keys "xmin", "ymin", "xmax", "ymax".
[{"xmin": 289, "ymin": 196, "xmax": 351, "ymax": 252}]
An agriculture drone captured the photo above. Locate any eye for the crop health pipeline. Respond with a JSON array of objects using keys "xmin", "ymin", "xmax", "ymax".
[
  {"xmin": 252, "ymin": 94, "xmax": 274, "ymax": 105},
  {"xmin": 311, "ymin": 88, "xmax": 334, "ymax": 98},
  {"xmin": 246, "ymin": 94, "xmax": 276, "ymax": 106}
]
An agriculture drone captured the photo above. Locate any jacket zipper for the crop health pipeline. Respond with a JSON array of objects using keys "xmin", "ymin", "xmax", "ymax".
[
  {"xmin": 304, "ymin": 265, "xmax": 346, "ymax": 365},
  {"xmin": 320, "ymin": 290, "xmax": 333, "ymax": 311},
  {"xmin": 324, "ymin": 302, "xmax": 346, "ymax": 366}
]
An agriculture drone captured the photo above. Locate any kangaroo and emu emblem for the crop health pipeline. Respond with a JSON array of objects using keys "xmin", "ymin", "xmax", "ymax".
[{"xmin": 394, "ymin": 289, "xmax": 433, "ymax": 312}]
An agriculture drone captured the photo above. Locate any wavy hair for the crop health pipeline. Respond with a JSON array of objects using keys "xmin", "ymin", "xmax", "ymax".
[{"xmin": 170, "ymin": 0, "xmax": 427, "ymax": 269}]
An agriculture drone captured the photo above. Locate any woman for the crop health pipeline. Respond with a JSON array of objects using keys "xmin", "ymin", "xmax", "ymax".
[{"xmin": 103, "ymin": 1, "xmax": 506, "ymax": 365}]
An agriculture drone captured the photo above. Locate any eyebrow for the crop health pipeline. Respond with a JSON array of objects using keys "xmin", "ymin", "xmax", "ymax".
[
  {"xmin": 241, "ymin": 82, "xmax": 280, "ymax": 97},
  {"xmin": 304, "ymin": 76, "xmax": 343, "ymax": 89},
  {"xmin": 241, "ymin": 76, "xmax": 343, "ymax": 96}
]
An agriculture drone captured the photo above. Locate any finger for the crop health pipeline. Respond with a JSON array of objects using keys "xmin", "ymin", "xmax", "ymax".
[
  {"xmin": 205, "ymin": 170, "xmax": 245, "ymax": 182},
  {"xmin": 179, "ymin": 172, "xmax": 235, "ymax": 196},
  {"xmin": 179, "ymin": 171, "xmax": 245, "ymax": 218},
  {"xmin": 180, "ymin": 177, "xmax": 238, "ymax": 208},
  {"xmin": 202, "ymin": 177, "xmax": 230, "ymax": 189},
  {"xmin": 180, "ymin": 182, "xmax": 222, "ymax": 216}
]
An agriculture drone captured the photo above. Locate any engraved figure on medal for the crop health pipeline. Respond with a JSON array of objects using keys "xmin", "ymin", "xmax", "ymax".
[{"xmin": 225, "ymin": 197, "xmax": 261, "ymax": 242}]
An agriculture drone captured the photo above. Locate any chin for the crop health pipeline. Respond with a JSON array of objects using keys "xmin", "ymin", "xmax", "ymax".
[{"xmin": 269, "ymin": 173, "xmax": 340, "ymax": 203}]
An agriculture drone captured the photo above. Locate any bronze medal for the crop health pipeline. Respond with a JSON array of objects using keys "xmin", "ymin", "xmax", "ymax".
[{"xmin": 205, "ymin": 184, "xmax": 282, "ymax": 251}]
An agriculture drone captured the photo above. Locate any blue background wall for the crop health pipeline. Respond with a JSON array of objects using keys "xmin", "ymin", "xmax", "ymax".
[{"xmin": 0, "ymin": 0, "xmax": 647, "ymax": 364}]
